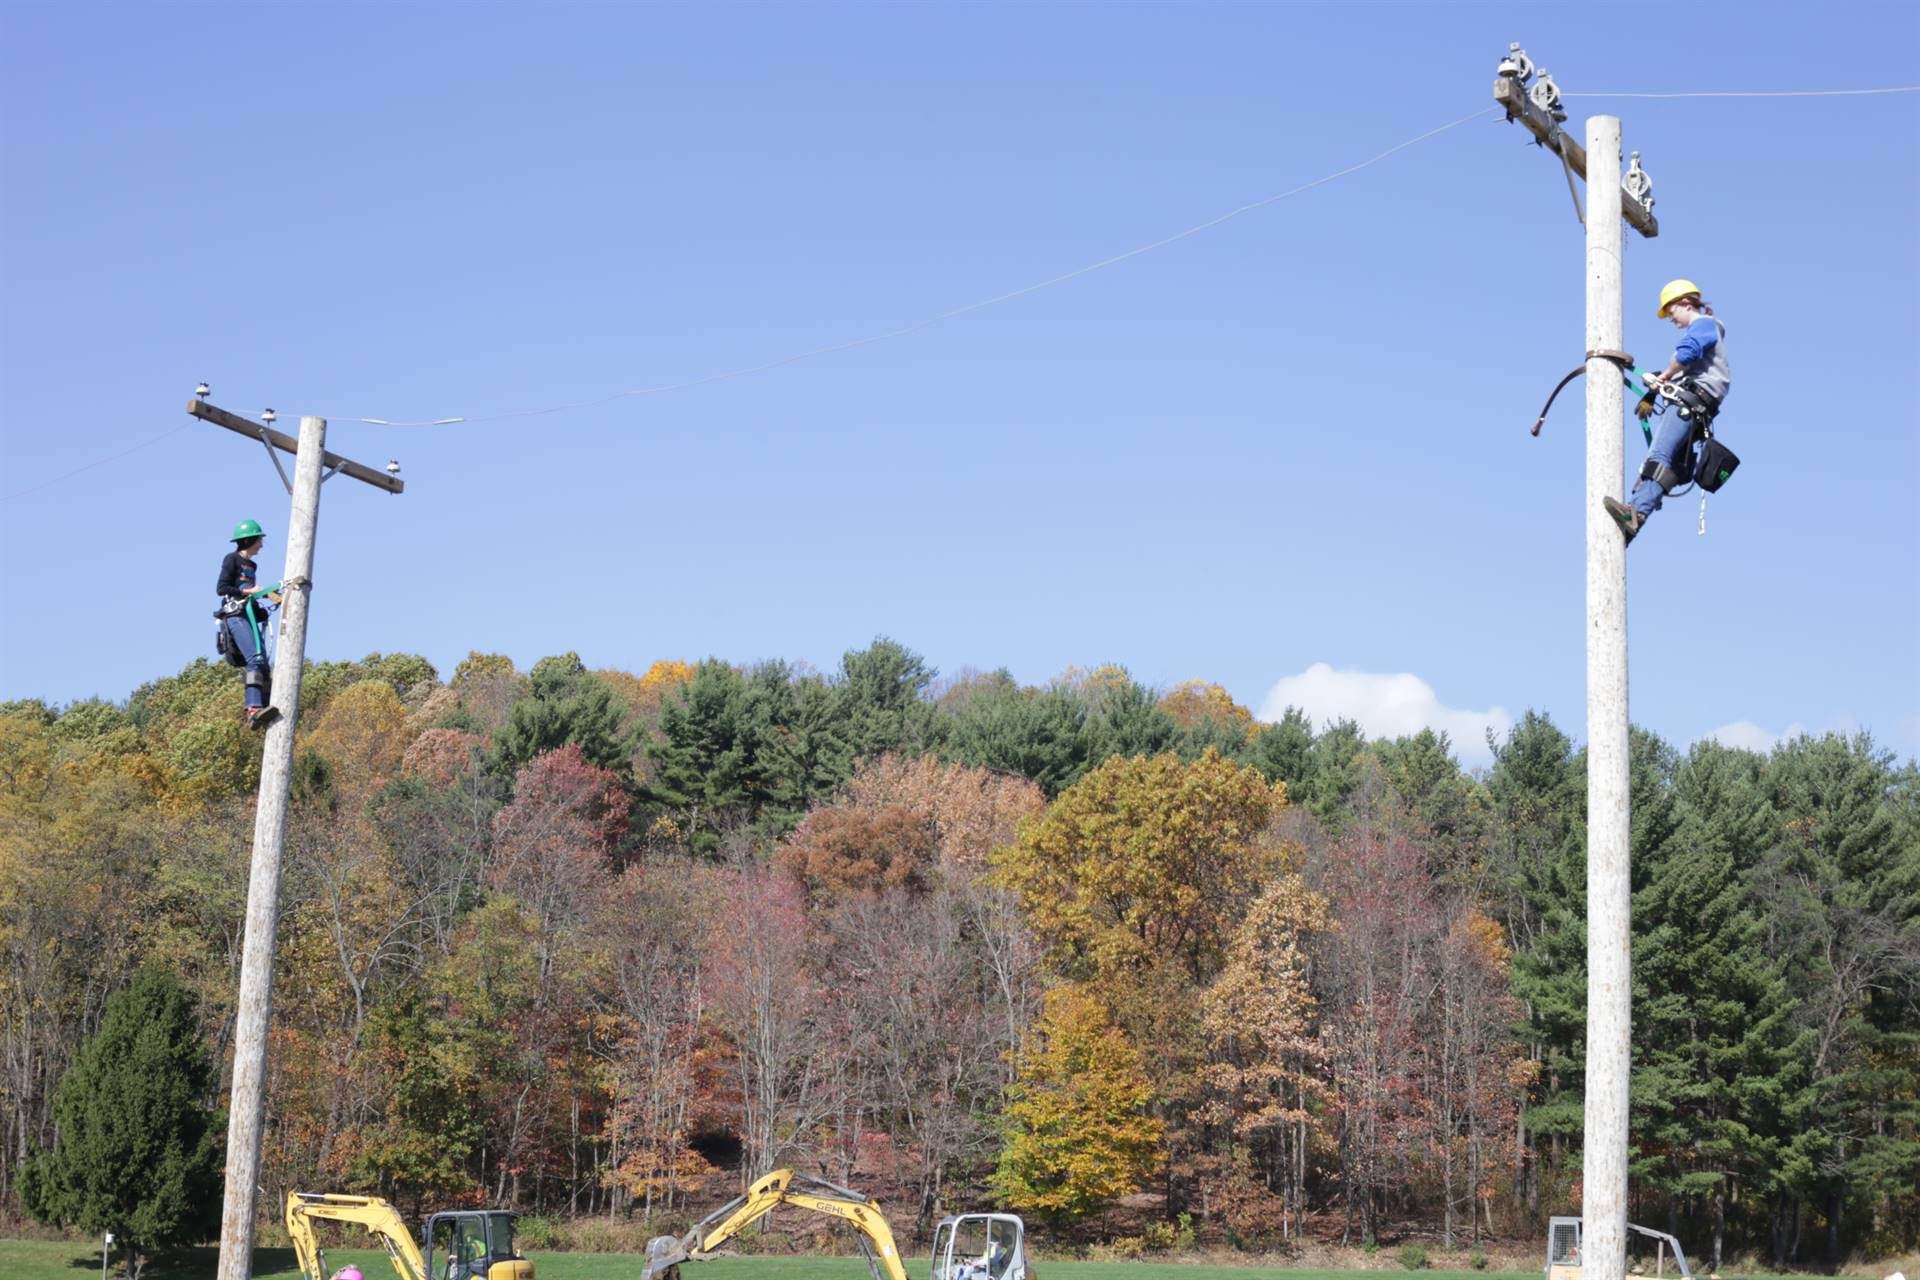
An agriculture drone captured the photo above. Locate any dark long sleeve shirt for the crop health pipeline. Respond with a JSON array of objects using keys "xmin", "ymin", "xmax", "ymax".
[{"xmin": 216, "ymin": 551, "xmax": 259, "ymax": 607}]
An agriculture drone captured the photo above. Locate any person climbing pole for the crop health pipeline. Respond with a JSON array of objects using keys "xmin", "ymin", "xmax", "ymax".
[
  {"xmin": 215, "ymin": 519, "xmax": 282, "ymax": 729},
  {"xmin": 1603, "ymin": 279, "xmax": 1731, "ymax": 544}
]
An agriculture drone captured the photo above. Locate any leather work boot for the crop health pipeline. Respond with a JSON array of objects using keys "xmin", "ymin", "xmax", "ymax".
[{"xmin": 1602, "ymin": 496, "xmax": 1646, "ymax": 545}]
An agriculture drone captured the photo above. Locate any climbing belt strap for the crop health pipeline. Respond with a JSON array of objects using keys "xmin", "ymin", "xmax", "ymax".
[{"xmin": 1530, "ymin": 349, "xmax": 1638, "ymax": 437}]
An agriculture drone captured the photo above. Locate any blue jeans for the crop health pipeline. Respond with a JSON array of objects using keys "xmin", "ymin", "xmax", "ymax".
[
  {"xmin": 224, "ymin": 614, "xmax": 270, "ymax": 709},
  {"xmin": 1630, "ymin": 411, "xmax": 1698, "ymax": 517}
]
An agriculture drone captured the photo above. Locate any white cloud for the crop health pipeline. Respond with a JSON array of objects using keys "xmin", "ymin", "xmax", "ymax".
[
  {"xmin": 1257, "ymin": 663, "xmax": 1512, "ymax": 766},
  {"xmin": 1701, "ymin": 714, "xmax": 1861, "ymax": 755},
  {"xmin": 1701, "ymin": 720, "xmax": 1790, "ymax": 753}
]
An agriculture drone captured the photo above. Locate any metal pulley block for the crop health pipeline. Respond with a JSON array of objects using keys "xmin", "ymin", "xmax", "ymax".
[
  {"xmin": 1623, "ymin": 150, "xmax": 1655, "ymax": 215},
  {"xmin": 1497, "ymin": 42, "xmax": 1534, "ymax": 82},
  {"xmin": 1530, "ymin": 72, "xmax": 1567, "ymax": 122}
]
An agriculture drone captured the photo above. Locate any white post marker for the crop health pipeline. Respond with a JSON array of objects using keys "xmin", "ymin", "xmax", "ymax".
[
  {"xmin": 1582, "ymin": 113, "xmax": 1631, "ymax": 1280},
  {"xmin": 215, "ymin": 415, "xmax": 328, "ymax": 1280}
]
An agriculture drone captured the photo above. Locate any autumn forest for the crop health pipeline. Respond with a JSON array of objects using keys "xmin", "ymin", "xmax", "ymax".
[{"xmin": 2, "ymin": 640, "xmax": 1915, "ymax": 1268}]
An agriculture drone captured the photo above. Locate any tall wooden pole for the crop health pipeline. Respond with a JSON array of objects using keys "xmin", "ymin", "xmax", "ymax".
[
  {"xmin": 1582, "ymin": 115, "xmax": 1631, "ymax": 1280},
  {"xmin": 216, "ymin": 415, "xmax": 327, "ymax": 1280}
]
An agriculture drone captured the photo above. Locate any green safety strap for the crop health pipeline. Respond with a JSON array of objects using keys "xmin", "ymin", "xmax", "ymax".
[{"xmin": 243, "ymin": 582, "xmax": 282, "ymax": 654}]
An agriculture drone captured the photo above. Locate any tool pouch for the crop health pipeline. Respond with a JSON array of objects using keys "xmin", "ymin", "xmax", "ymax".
[
  {"xmin": 214, "ymin": 621, "xmax": 246, "ymax": 668},
  {"xmin": 1694, "ymin": 436, "xmax": 1740, "ymax": 493}
]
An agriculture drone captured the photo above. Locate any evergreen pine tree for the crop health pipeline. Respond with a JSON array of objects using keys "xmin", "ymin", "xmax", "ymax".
[
  {"xmin": 1760, "ymin": 734, "xmax": 1920, "ymax": 1258},
  {"xmin": 1246, "ymin": 706, "xmax": 1314, "ymax": 793},
  {"xmin": 490, "ymin": 651, "xmax": 630, "ymax": 773},
  {"xmin": 1081, "ymin": 677, "xmax": 1180, "ymax": 767},
  {"xmin": 644, "ymin": 659, "xmax": 764, "ymax": 852},
  {"xmin": 1492, "ymin": 713, "xmax": 1587, "ymax": 1207},
  {"xmin": 20, "ymin": 968, "xmax": 222, "ymax": 1280},
  {"xmin": 943, "ymin": 677, "xmax": 1089, "ymax": 796},
  {"xmin": 1632, "ymin": 740, "xmax": 1803, "ymax": 1268},
  {"xmin": 832, "ymin": 637, "xmax": 936, "ymax": 759}
]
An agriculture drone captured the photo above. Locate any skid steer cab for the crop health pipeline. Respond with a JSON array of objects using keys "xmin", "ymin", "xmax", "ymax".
[
  {"xmin": 1547, "ymin": 1215, "xmax": 1693, "ymax": 1280},
  {"xmin": 932, "ymin": 1213, "xmax": 1029, "ymax": 1280},
  {"xmin": 426, "ymin": 1210, "xmax": 533, "ymax": 1280}
]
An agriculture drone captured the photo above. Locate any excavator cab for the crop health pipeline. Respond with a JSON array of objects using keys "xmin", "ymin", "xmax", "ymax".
[
  {"xmin": 931, "ymin": 1214, "xmax": 1026, "ymax": 1280},
  {"xmin": 424, "ymin": 1210, "xmax": 533, "ymax": 1280}
]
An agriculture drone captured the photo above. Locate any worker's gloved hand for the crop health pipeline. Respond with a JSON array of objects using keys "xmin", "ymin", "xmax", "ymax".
[{"xmin": 1634, "ymin": 396, "xmax": 1656, "ymax": 421}]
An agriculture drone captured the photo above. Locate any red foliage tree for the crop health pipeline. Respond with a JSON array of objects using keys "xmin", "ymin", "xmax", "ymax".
[{"xmin": 488, "ymin": 744, "xmax": 628, "ymax": 990}]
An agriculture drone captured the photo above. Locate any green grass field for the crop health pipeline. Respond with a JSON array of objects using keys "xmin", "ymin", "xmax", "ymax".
[
  {"xmin": 0, "ymin": 1243, "xmax": 1549, "ymax": 1280},
  {"xmin": 0, "ymin": 1241, "xmax": 1831, "ymax": 1280}
]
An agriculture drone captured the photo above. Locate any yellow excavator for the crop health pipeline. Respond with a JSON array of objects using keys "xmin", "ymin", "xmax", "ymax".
[
  {"xmin": 642, "ymin": 1170, "xmax": 1029, "ymax": 1280},
  {"xmin": 642, "ymin": 1170, "xmax": 908, "ymax": 1280},
  {"xmin": 285, "ymin": 1190, "xmax": 534, "ymax": 1280}
]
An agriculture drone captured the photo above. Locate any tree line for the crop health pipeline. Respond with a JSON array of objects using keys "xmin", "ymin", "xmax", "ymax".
[{"xmin": 1, "ymin": 640, "xmax": 1914, "ymax": 1270}]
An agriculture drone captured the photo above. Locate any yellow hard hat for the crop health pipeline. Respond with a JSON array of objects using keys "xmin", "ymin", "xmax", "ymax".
[{"xmin": 1657, "ymin": 279, "xmax": 1702, "ymax": 317}]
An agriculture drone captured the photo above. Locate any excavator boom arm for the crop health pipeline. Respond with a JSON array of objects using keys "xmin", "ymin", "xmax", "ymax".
[
  {"xmin": 286, "ymin": 1191, "xmax": 430, "ymax": 1280},
  {"xmin": 644, "ymin": 1170, "xmax": 908, "ymax": 1280}
]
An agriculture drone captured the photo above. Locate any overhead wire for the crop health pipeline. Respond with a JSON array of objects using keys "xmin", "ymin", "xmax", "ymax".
[
  {"xmin": 315, "ymin": 105, "xmax": 1501, "ymax": 428},
  {"xmin": 7, "ymin": 85, "xmax": 1915, "ymax": 498},
  {"xmin": 2, "ymin": 423, "xmax": 194, "ymax": 502},
  {"xmin": 1563, "ymin": 85, "xmax": 1919, "ymax": 98},
  {"xmin": 309, "ymin": 89, "xmax": 1920, "ymax": 430}
]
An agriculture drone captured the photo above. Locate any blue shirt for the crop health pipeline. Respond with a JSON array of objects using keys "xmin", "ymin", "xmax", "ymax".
[
  {"xmin": 1669, "ymin": 315, "xmax": 1731, "ymax": 405},
  {"xmin": 1673, "ymin": 316, "xmax": 1719, "ymax": 368}
]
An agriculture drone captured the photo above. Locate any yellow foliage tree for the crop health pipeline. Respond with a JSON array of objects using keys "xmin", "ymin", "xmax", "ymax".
[
  {"xmin": 992, "ymin": 748, "xmax": 1285, "ymax": 988},
  {"xmin": 992, "ymin": 985, "xmax": 1163, "ymax": 1225},
  {"xmin": 993, "ymin": 748, "xmax": 1287, "ymax": 1135},
  {"xmin": 303, "ymin": 679, "xmax": 411, "ymax": 802},
  {"xmin": 1157, "ymin": 680, "xmax": 1255, "ymax": 730},
  {"xmin": 638, "ymin": 660, "xmax": 696, "ymax": 692}
]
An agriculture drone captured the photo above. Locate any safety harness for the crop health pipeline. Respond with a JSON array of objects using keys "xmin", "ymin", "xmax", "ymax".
[
  {"xmin": 1531, "ymin": 350, "xmax": 1740, "ymax": 530},
  {"xmin": 214, "ymin": 581, "xmax": 285, "ymax": 703}
]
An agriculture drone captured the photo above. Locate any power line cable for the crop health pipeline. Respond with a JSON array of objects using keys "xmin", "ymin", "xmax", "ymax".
[
  {"xmin": 1564, "ymin": 85, "xmax": 1919, "ymax": 98},
  {"xmin": 320, "ymin": 105, "xmax": 1501, "ymax": 428},
  {"xmin": 10, "ymin": 86, "xmax": 1914, "ymax": 496},
  {"xmin": 2, "ymin": 423, "xmax": 193, "ymax": 502}
]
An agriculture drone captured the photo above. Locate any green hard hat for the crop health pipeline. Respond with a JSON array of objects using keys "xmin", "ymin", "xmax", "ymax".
[{"xmin": 231, "ymin": 519, "xmax": 264, "ymax": 542}]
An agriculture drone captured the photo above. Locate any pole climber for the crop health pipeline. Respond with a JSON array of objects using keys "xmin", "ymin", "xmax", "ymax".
[
  {"xmin": 1603, "ymin": 279, "xmax": 1738, "ymax": 544},
  {"xmin": 213, "ymin": 519, "xmax": 283, "ymax": 730}
]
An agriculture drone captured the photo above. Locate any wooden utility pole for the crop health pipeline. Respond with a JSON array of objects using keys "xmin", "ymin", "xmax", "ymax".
[
  {"xmin": 1493, "ymin": 46, "xmax": 1656, "ymax": 1280},
  {"xmin": 1582, "ymin": 114, "xmax": 1632, "ymax": 1280},
  {"xmin": 188, "ymin": 399, "xmax": 400, "ymax": 1280}
]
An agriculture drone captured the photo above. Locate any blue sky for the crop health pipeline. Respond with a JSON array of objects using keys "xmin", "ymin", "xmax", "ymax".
[{"xmin": 3, "ymin": 0, "xmax": 1916, "ymax": 768}]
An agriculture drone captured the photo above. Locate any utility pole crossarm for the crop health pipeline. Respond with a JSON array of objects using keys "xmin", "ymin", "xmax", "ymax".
[
  {"xmin": 188, "ymin": 399, "xmax": 403, "ymax": 494},
  {"xmin": 1494, "ymin": 76, "xmax": 1660, "ymax": 238}
]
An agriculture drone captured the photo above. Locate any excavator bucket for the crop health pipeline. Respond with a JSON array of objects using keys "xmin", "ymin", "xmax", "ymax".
[{"xmin": 642, "ymin": 1235, "xmax": 690, "ymax": 1280}]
